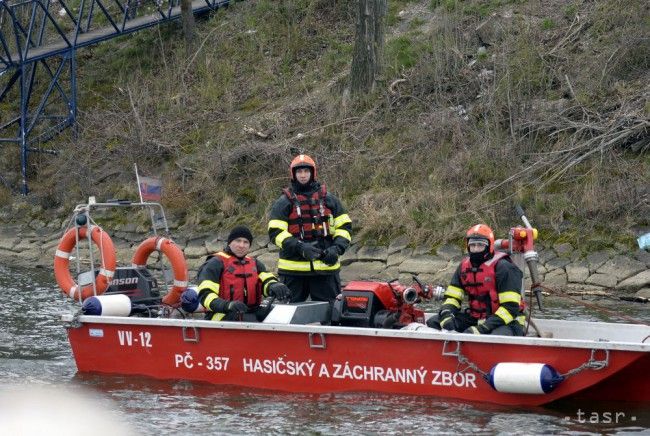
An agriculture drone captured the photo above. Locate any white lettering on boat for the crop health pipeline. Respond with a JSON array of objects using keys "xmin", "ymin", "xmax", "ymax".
[
  {"xmin": 242, "ymin": 358, "xmax": 316, "ymax": 377},
  {"xmin": 173, "ymin": 353, "xmax": 230, "ymax": 370},
  {"xmin": 118, "ymin": 330, "xmax": 132, "ymax": 346},
  {"xmin": 175, "ymin": 352, "xmax": 194, "ymax": 369},
  {"xmin": 329, "ymin": 362, "xmax": 427, "ymax": 384},
  {"xmin": 205, "ymin": 356, "xmax": 229, "ymax": 371},
  {"xmin": 319, "ymin": 364, "xmax": 330, "ymax": 377},
  {"xmin": 139, "ymin": 331, "xmax": 152, "ymax": 348},
  {"xmin": 117, "ymin": 330, "xmax": 152, "ymax": 348},
  {"xmin": 431, "ymin": 370, "xmax": 476, "ymax": 388},
  {"xmin": 171, "ymin": 353, "xmax": 477, "ymax": 390}
]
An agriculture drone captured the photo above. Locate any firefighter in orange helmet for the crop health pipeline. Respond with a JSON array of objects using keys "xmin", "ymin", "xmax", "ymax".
[
  {"xmin": 268, "ymin": 154, "xmax": 352, "ymax": 303},
  {"xmin": 427, "ymin": 224, "xmax": 526, "ymax": 336}
]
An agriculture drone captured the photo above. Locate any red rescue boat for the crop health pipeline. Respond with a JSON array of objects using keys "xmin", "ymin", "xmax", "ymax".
[
  {"xmin": 58, "ymin": 199, "xmax": 650, "ymax": 406},
  {"xmin": 62, "ymin": 314, "xmax": 650, "ymax": 406}
]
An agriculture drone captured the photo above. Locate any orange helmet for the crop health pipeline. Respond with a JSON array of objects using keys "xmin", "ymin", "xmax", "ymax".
[
  {"xmin": 466, "ymin": 224, "xmax": 495, "ymax": 254},
  {"xmin": 289, "ymin": 154, "xmax": 317, "ymax": 181}
]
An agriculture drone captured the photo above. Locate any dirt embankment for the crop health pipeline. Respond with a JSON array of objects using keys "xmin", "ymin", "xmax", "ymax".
[{"xmin": 1, "ymin": 0, "xmax": 647, "ymax": 253}]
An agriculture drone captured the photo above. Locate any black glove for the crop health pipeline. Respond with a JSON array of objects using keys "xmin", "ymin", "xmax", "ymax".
[
  {"xmin": 438, "ymin": 309, "xmax": 458, "ymax": 331},
  {"xmin": 226, "ymin": 300, "xmax": 248, "ymax": 315},
  {"xmin": 268, "ymin": 282, "xmax": 291, "ymax": 301},
  {"xmin": 464, "ymin": 320, "xmax": 490, "ymax": 334},
  {"xmin": 298, "ymin": 241, "xmax": 322, "ymax": 261},
  {"xmin": 320, "ymin": 246, "xmax": 339, "ymax": 266},
  {"xmin": 426, "ymin": 316, "xmax": 441, "ymax": 329}
]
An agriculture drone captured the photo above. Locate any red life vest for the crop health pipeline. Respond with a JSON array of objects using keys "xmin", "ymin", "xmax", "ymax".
[
  {"xmin": 459, "ymin": 251, "xmax": 510, "ymax": 319},
  {"xmin": 215, "ymin": 252, "xmax": 261, "ymax": 307},
  {"xmin": 283, "ymin": 184, "xmax": 333, "ymax": 241}
]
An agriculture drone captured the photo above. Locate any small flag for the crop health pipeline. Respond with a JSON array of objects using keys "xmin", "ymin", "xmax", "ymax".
[{"xmin": 138, "ymin": 176, "xmax": 162, "ymax": 201}]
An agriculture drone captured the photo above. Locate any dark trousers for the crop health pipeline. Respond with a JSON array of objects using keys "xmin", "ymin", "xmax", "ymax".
[
  {"xmin": 280, "ymin": 273, "xmax": 341, "ymax": 303},
  {"xmin": 205, "ymin": 311, "xmax": 259, "ymax": 322},
  {"xmin": 427, "ymin": 312, "xmax": 524, "ymax": 336}
]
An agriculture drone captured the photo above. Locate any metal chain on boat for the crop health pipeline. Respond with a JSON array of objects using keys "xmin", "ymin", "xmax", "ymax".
[
  {"xmin": 442, "ymin": 340, "xmax": 489, "ymax": 379},
  {"xmin": 444, "ymin": 341, "xmax": 610, "ymax": 381},
  {"xmin": 560, "ymin": 348, "xmax": 610, "ymax": 378}
]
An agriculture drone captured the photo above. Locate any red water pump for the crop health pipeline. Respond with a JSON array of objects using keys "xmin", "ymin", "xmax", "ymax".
[{"xmin": 331, "ymin": 277, "xmax": 443, "ymax": 329}]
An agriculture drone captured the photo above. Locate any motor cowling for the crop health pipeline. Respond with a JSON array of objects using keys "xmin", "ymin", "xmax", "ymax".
[
  {"xmin": 332, "ymin": 281, "xmax": 397, "ymax": 327},
  {"xmin": 104, "ymin": 266, "xmax": 160, "ymax": 305}
]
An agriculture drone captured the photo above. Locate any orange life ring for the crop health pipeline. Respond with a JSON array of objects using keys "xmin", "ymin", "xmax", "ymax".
[
  {"xmin": 131, "ymin": 236, "xmax": 188, "ymax": 305},
  {"xmin": 54, "ymin": 225, "xmax": 117, "ymax": 300}
]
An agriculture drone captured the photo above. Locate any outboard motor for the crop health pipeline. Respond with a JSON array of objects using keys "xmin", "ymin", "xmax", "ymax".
[{"xmin": 104, "ymin": 266, "xmax": 161, "ymax": 305}]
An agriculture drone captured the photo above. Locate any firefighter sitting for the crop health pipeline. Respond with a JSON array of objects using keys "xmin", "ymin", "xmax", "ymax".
[
  {"xmin": 427, "ymin": 224, "xmax": 526, "ymax": 336},
  {"xmin": 195, "ymin": 226, "xmax": 290, "ymax": 321}
]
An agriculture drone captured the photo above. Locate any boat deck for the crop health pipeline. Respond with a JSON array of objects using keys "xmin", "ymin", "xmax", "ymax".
[{"xmin": 61, "ymin": 313, "xmax": 650, "ymax": 352}]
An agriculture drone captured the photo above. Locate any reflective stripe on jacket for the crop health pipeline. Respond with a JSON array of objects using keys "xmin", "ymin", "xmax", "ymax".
[{"xmin": 268, "ymin": 182, "xmax": 352, "ymax": 275}]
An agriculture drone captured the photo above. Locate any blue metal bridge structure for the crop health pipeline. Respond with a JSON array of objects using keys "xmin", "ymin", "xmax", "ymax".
[{"xmin": 0, "ymin": 0, "xmax": 232, "ymax": 194}]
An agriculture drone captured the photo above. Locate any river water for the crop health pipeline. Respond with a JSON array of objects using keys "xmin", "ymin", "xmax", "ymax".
[{"xmin": 1, "ymin": 265, "xmax": 648, "ymax": 435}]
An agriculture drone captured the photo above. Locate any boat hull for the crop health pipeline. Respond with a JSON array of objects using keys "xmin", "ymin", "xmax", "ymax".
[{"xmin": 64, "ymin": 316, "xmax": 650, "ymax": 406}]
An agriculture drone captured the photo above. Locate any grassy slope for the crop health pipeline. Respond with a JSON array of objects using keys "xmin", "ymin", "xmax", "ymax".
[{"xmin": 6, "ymin": 0, "xmax": 648, "ymax": 253}]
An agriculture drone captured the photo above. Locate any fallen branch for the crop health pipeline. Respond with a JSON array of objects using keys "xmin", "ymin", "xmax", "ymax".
[
  {"xmin": 548, "ymin": 14, "xmax": 586, "ymax": 56},
  {"xmin": 243, "ymin": 125, "xmax": 270, "ymax": 139},
  {"xmin": 388, "ymin": 78, "xmax": 407, "ymax": 95}
]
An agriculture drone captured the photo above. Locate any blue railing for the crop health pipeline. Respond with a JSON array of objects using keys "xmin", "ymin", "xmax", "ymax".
[{"xmin": 0, "ymin": 0, "xmax": 234, "ymax": 194}]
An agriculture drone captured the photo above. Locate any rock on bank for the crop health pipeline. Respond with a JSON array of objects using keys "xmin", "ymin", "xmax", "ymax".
[{"xmin": 1, "ymin": 218, "xmax": 649, "ymax": 299}]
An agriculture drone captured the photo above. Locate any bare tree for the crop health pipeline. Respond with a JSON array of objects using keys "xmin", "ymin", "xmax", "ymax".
[
  {"xmin": 350, "ymin": 0, "xmax": 387, "ymax": 94},
  {"xmin": 181, "ymin": 0, "xmax": 196, "ymax": 48}
]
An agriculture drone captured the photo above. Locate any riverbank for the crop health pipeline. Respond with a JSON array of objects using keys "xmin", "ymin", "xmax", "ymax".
[
  {"xmin": 1, "ymin": 213, "xmax": 648, "ymax": 300},
  {"xmin": 2, "ymin": 0, "xmax": 647, "ymax": 259}
]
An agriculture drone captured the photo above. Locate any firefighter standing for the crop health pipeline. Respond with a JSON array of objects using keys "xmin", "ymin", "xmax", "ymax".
[
  {"xmin": 268, "ymin": 154, "xmax": 352, "ymax": 303},
  {"xmin": 427, "ymin": 224, "xmax": 526, "ymax": 336},
  {"xmin": 195, "ymin": 226, "xmax": 290, "ymax": 321}
]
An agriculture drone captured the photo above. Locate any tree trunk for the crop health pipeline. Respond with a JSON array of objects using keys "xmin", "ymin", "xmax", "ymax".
[
  {"xmin": 181, "ymin": 0, "xmax": 197, "ymax": 49},
  {"xmin": 350, "ymin": 0, "xmax": 387, "ymax": 94}
]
